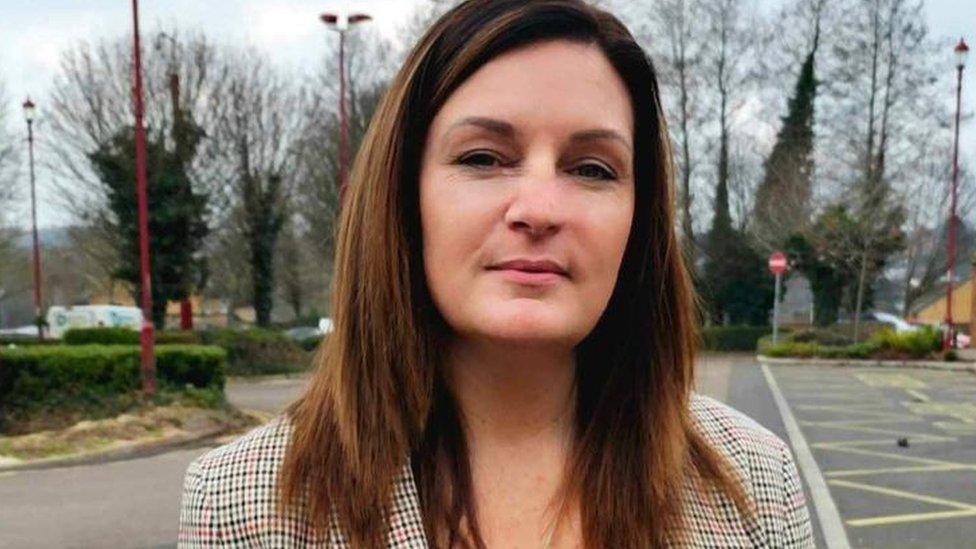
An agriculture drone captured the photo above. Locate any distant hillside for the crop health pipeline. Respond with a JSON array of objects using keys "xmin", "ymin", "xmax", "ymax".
[{"xmin": 13, "ymin": 226, "xmax": 73, "ymax": 249}]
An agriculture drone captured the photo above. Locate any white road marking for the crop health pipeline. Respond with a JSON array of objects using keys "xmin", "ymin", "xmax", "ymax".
[{"xmin": 762, "ymin": 363, "xmax": 852, "ymax": 549}]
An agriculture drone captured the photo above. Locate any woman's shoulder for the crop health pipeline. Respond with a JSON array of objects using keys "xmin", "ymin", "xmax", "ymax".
[
  {"xmin": 189, "ymin": 414, "xmax": 294, "ymax": 475},
  {"xmin": 178, "ymin": 415, "xmax": 329, "ymax": 547},
  {"xmin": 686, "ymin": 393, "xmax": 814, "ymax": 548},
  {"xmin": 689, "ymin": 393, "xmax": 788, "ymax": 461}
]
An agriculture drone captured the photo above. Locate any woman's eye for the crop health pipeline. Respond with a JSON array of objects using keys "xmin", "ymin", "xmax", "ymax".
[
  {"xmin": 571, "ymin": 163, "xmax": 616, "ymax": 181},
  {"xmin": 457, "ymin": 152, "xmax": 502, "ymax": 168}
]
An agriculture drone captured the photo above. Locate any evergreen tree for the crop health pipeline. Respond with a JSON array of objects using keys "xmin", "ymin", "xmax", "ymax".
[
  {"xmin": 88, "ymin": 120, "xmax": 208, "ymax": 326},
  {"xmin": 753, "ymin": 40, "xmax": 818, "ymax": 249},
  {"xmin": 701, "ymin": 157, "xmax": 773, "ymax": 325}
]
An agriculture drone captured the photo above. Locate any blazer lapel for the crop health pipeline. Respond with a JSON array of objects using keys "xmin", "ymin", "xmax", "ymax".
[
  {"xmin": 385, "ymin": 461, "xmax": 429, "ymax": 547},
  {"xmin": 328, "ymin": 462, "xmax": 429, "ymax": 548}
]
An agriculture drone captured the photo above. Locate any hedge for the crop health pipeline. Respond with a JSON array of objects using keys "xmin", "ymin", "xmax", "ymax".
[
  {"xmin": 760, "ymin": 326, "xmax": 944, "ymax": 360},
  {"xmin": 58, "ymin": 327, "xmax": 308, "ymax": 375},
  {"xmin": 63, "ymin": 327, "xmax": 139, "ymax": 345},
  {"xmin": 700, "ymin": 326, "xmax": 778, "ymax": 352},
  {"xmin": 0, "ymin": 344, "xmax": 226, "ymax": 424},
  {"xmin": 197, "ymin": 329, "xmax": 310, "ymax": 376},
  {"xmin": 62, "ymin": 327, "xmax": 203, "ymax": 346}
]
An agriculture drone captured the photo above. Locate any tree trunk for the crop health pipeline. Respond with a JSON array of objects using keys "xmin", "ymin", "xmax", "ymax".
[
  {"xmin": 853, "ymin": 248, "xmax": 869, "ymax": 343},
  {"xmin": 251, "ymin": 224, "xmax": 275, "ymax": 327}
]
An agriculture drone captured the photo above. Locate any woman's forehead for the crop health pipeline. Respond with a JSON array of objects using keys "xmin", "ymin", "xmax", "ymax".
[{"xmin": 430, "ymin": 40, "xmax": 634, "ymax": 140}]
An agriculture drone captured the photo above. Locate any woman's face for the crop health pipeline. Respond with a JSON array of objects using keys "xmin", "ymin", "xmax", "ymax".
[{"xmin": 419, "ymin": 40, "xmax": 635, "ymax": 348}]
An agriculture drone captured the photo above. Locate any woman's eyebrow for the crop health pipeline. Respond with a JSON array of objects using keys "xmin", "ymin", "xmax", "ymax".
[
  {"xmin": 570, "ymin": 129, "xmax": 631, "ymax": 149},
  {"xmin": 441, "ymin": 116, "xmax": 630, "ymax": 149},
  {"xmin": 443, "ymin": 116, "xmax": 516, "ymax": 141}
]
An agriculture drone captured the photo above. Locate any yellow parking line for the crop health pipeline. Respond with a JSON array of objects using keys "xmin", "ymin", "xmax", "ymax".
[
  {"xmin": 846, "ymin": 509, "xmax": 976, "ymax": 527},
  {"xmin": 828, "ymin": 479, "xmax": 976, "ymax": 510},
  {"xmin": 817, "ymin": 445, "xmax": 972, "ymax": 467},
  {"xmin": 905, "ymin": 389, "xmax": 930, "ymax": 402},
  {"xmin": 802, "ymin": 424, "xmax": 949, "ymax": 440},
  {"xmin": 803, "ymin": 418, "xmax": 924, "ymax": 426},
  {"xmin": 825, "ymin": 464, "xmax": 976, "ymax": 477},
  {"xmin": 814, "ymin": 438, "xmax": 950, "ymax": 448},
  {"xmin": 795, "ymin": 405, "xmax": 913, "ymax": 420}
]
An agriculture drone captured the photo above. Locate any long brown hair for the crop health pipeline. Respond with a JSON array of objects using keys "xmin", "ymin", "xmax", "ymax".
[{"xmin": 280, "ymin": 1, "xmax": 751, "ymax": 546}]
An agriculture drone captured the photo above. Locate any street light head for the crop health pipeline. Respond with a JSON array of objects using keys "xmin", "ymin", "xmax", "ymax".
[
  {"xmin": 955, "ymin": 38, "xmax": 969, "ymax": 69},
  {"xmin": 22, "ymin": 97, "xmax": 35, "ymax": 122},
  {"xmin": 320, "ymin": 12, "xmax": 343, "ymax": 30},
  {"xmin": 320, "ymin": 11, "xmax": 371, "ymax": 32}
]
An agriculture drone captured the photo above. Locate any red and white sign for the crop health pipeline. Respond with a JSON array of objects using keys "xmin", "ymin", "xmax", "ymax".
[{"xmin": 768, "ymin": 252, "xmax": 789, "ymax": 275}]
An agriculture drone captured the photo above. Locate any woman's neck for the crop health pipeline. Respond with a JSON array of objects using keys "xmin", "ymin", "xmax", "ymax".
[{"xmin": 444, "ymin": 338, "xmax": 577, "ymax": 446}]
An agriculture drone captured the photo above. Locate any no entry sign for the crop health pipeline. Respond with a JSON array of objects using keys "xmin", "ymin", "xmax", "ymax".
[{"xmin": 769, "ymin": 252, "xmax": 788, "ymax": 275}]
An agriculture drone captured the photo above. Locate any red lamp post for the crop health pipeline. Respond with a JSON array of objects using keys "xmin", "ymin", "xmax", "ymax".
[
  {"xmin": 154, "ymin": 31, "xmax": 194, "ymax": 331},
  {"xmin": 22, "ymin": 98, "xmax": 44, "ymax": 340},
  {"xmin": 945, "ymin": 38, "xmax": 968, "ymax": 352},
  {"xmin": 320, "ymin": 11, "xmax": 372, "ymax": 202},
  {"xmin": 131, "ymin": 0, "xmax": 156, "ymax": 395}
]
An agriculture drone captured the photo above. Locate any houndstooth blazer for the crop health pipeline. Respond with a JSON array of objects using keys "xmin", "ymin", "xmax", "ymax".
[{"xmin": 178, "ymin": 394, "xmax": 814, "ymax": 547}]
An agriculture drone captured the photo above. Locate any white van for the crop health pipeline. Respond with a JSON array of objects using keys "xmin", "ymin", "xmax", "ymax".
[{"xmin": 46, "ymin": 305, "xmax": 143, "ymax": 339}]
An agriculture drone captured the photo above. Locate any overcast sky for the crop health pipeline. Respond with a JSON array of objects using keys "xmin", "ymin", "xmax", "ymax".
[{"xmin": 2, "ymin": 0, "xmax": 974, "ymax": 228}]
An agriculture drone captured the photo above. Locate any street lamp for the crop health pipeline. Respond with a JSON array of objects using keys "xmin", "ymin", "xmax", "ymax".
[
  {"xmin": 945, "ymin": 37, "xmax": 968, "ymax": 351},
  {"xmin": 320, "ymin": 11, "xmax": 372, "ymax": 202},
  {"xmin": 130, "ymin": 0, "xmax": 156, "ymax": 395},
  {"xmin": 154, "ymin": 31, "xmax": 194, "ymax": 331},
  {"xmin": 22, "ymin": 98, "xmax": 44, "ymax": 341}
]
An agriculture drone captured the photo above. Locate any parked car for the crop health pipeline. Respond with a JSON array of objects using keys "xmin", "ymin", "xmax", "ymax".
[
  {"xmin": 870, "ymin": 311, "xmax": 918, "ymax": 333},
  {"xmin": 283, "ymin": 318, "xmax": 333, "ymax": 341}
]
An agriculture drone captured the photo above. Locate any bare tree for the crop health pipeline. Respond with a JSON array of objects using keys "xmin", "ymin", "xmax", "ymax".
[
  {"xmin": 45, "ymin": 30, "xmax": 221, "ymax": 218},
  {"xmin": 701, "ymin": 0, "xmax": 761, "ymax": 232},
  {"xmin": 817, "ymin": 0, "xmax": 943, "ymax": 328},
  {"xmin": 290, "ymin": 28, "xmax": 396, "ymax": 313},
  {"xmin": 43, "ymin": 30, "xmax": 222, "ymax": 311},
  {"xmin": 638, "ymin": 0, "xmax": 709, "ymax": 257},
  {"xmin": 0, "ymin": 81, "xmax": 20, "ymax": 259},
  {"xmin": 207, "ymin": 50, "xmax": 305, "ymax": 327}
]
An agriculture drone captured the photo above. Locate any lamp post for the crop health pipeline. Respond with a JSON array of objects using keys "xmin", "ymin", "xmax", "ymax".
[
  {"xmin": 945, "ymin": 38, "xmax": 968, "ymax": 352},
  {"xmin": 131, "ymin": 0, "xmax": 156, "ymax": 395},
  {"xmin": 22, "ymin": 98, "xmax": 44, "ymax": 340},
  {"xmin": 154, "ymin": 31, "xmax": 194, "ymax": 331},
  {"xmin": 320, "ymin": 11, "xmax": 372, "ymax": 202}
]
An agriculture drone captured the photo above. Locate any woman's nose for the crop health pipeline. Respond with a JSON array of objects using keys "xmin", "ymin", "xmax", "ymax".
[{"xmin": 503, "ymin": 168, "xmax": 564, "ymax": 238}]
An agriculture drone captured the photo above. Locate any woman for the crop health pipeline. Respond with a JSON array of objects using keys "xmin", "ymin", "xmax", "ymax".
[{"xmin": 179, "ymin": 0, "xmax": 813, "ymax": 547}]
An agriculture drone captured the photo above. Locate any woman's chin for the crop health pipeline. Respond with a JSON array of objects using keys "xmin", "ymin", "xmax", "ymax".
[{"xmin": 466, "ymin": 309, "xmax": 584, "ymax": 347}]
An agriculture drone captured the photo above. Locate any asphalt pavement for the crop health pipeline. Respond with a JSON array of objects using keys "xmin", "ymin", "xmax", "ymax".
[
  {"xmin": 0, "ymin": 375, "xmax": 310, "ymax": 549},
  {"xmin": 3, "ymin": 356, "xmax": 975, "ymax": 548}
]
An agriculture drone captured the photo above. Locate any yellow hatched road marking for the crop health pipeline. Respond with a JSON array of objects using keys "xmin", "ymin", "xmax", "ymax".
[
  {"xmin": 828, "ymin": 479, "xmax": 976, "ymax": 510},
  {"xmin": 905, "ymin": 389, "xmax": 931, "ymax": 402},
  {"xmin": 815, "ymin": 444, "xmax": 972, "ymax": 467},
  {"xmin": 813, "ymin": 438, "xmax": 950, "ymax": 448},
  {"xmin": 794, "ymin": 405, "xmax": 914, "ymax": 420},
  {"xmin": 846, "ymin": 509, "xmax": 976, "ymax": 527},
  {"xmin": 801, "ymin": 423, "xmax": 948, "ymax": 440},
  {"xmin": 825, "ymin": 464, "xmax": 976, "ymax": 478},
  {"xmin": 854, "ymin": 372, "xmax": 927, "ymax": 389}
]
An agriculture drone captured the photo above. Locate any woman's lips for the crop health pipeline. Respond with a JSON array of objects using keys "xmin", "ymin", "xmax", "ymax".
[
  {"xmin": 492, "ymin": 268, "xmax": 565, "ymax": 286},
  {"xmin": 486, "ymin": 258, "xmax": 569, "ymax": 286}
]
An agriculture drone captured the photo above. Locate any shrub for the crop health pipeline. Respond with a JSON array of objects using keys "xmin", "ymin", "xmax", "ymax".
[
  {"xmin": 198, "ymin": 329, "xmax": 310, "ymax": 376},
  {"xmin": 0, "ymin": 344, "xmax": 226, "ymax": 432},
  {"xmin": 763, "ymin": 342, "xmax": 819, "ymax": 358},
  {"xmin": 63, "ymin": 327, "xmax": 139, "ymax": 345},
  {"xmin": 0, "ymin": 337, "xmax": 58, "ymax": 347},
  {"xmin": 297, "ymin": 334, "xmax": 327, "ymax": 352},
  {"xmin": 157, "ymin": 330, "xmax": 202, "ymax": 345},
  {"xmin": 700, "ymin": 326, "xmax": 776, "ymax": 352},
  {"xmin": 869, "ymin": 327, "xmax": 941, "ymax": 359}
]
